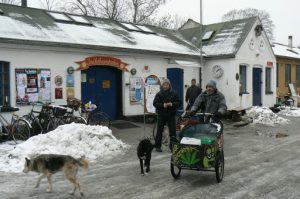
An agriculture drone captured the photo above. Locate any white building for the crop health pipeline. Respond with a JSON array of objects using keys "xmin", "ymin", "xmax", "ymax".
[
  {"xmin": 0, "ymin": 3, "xmax": 277, "ymax": 120},
  {"xmin": 0, "ymin": 3, "xmax": 201, "ymax": 119},
  {"xmin": 180, "ymin": 17, "xmax": 277, "ymax": 110}
]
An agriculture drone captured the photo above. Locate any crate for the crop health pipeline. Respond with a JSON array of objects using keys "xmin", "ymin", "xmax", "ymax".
[
  {"xmin": 52, "ymin": 106, "xmax": 67, "ymax": 117},
  {"xmin": 67, "ymin": 97, "xmax": 82, "ymax": 111}
]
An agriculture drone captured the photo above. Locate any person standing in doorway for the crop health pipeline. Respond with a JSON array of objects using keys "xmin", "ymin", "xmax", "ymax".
[
  {"xmin": 153, "ymin": 79, "xmax": 181, "ymax": 152},
  {"xmin": 185, "ymin": 79, "xmax": 202, "ymax": 110}
]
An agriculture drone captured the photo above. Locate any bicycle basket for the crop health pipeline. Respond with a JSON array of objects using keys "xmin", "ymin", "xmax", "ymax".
[
  {"xmin": 52, "ymin": 105, "xmax": 67, "ymax": 117},
  {"xmin": 67, "ymin": 97, "xmax": 82, "ymax": 111}
]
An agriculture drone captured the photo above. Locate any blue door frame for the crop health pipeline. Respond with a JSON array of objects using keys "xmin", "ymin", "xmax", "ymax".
[
  {"xmin": 81, "ymin": 66, "xmax": 122, "ymax": 120},
  {"xmin": 252, "ymin": 68, "xmax": 262, "ymax": 106},
  {"xmin": 167, "ymin": 68, "xmax": 184, "ymax": 109}
]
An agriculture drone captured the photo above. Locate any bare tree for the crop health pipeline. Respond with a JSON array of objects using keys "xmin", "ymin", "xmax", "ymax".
[
  {"xmin": 128, "ymin": 0, "xmax": 166, "ymax": 23},
  {"xmin": 61, "ymin": 0, "xmax": 89, "ymax": 15},
  {"xmin": 222, "ymin": 8, "xmax": 275, "ymax": 41},
  {"xmin": 54, "ymin": 0, "xmax": 168, "ymax": 24},
  {"xmin": 0, "ymin": 0, "xmax": 19, "ymax": 4},
  {"xmin": 38, "ymin": 0, "xmax": 61, "ymax": 11},
  {"xmin": 148, "ymin": 14, "xmax": 187, "ymax": 29},
  {"xmin": 90, "ymin": 0, "xmax": 127, "ymax": 19},
  {"xmin": 61, "ymin": 0, "xmax": 127, "ymax": 20}
]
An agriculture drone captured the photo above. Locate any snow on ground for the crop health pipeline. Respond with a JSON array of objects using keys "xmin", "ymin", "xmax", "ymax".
[
  {"xmin": 278, "ymin": 106, "xmax": 300, "ymax": 117},
  {"xmin": 0, "ymin": 123, "xmax": 129, "ymax": 173},
  {"xmin": 246, "ymin": 106, "xmax": 289, "ymax": 126}
]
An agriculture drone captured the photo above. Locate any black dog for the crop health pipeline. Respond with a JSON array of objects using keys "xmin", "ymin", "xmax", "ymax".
[{"xmin": 137, "ymin": 139, "xmax": 154, "ymax": 175}]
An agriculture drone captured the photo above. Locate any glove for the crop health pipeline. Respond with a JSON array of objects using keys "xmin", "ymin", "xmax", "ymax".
[
  {"xmin": 185, "ymin": 110, "xmax": 195, "ymax": 117},
  {"xmin": 212, "ymin": 112, "xmax": 222, "ymax": 122}
]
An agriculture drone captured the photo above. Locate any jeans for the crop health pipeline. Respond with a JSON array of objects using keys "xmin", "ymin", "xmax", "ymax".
[{"xmin": 155, "ymin": 115, "xmax": 176, "ymax": 149}]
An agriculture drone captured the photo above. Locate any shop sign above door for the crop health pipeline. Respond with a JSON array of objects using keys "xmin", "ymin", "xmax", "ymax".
[{"xmin": 75, "ymin": 56, "xmax": 129, "ymax": 72}]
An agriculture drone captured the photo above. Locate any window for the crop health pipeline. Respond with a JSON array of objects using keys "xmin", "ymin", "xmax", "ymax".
[
  {"xmin": 135, "ymin": 25, "xmax": 155, "ymax": 33},
  {"xmin": 265, "ymin": 67, "xmax": 272, "ymax": 94},
  {"xmin": 68, "ymin": 15, "xmax": 91, "ymax": 25},
  {"xmin": 120, "ymin": 23, "xmax": 156, "ymax": 34},
  {"xmin": 239, "ymin": 65, "xmax": 247, "ymax": 94},
  {"xmin": 120, "ymin": 23, "xmax": 141, "ymax": 31},
  {"xmin": 47, "ymin": 12, "xmax": 72, "ymax": 22},
  {"xmin": 276, "ymin": 63, "xmax": 279, "ymax": 87},
  {"xmin": 0, "ymin": 62, "xmax": 10, "ymax": 106},
  {"xmin": 285, "ymin": 64, "xmax": 291, "ymax": 87},
  {"xmin": 296, "ymin": 65, "xmax": 300, "ymax": 87},
  {"xmin": 202, "ymin": 31, "xmax": 215, "ymax": 41}
]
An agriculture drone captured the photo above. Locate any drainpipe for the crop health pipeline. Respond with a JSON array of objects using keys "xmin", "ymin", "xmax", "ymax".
[
  {"xmin": 288, "ymin": 35, "xmax": 293, "ymax": 49},
  {"xmin": 21, "ymin": 0, "xmax": 27, "ymax": 7},
  {"xmin": 199, "ymin": 0, "xmax": 203, "ymax": 89}
]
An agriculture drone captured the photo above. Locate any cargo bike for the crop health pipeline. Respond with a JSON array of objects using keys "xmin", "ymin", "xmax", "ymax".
[{"xmin": 170, "ymin": 113, "xmax": 225, "ymax": 183}]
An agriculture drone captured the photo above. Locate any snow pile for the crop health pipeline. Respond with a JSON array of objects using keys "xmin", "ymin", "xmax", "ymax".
[
  {"xmin": 246, "ymin": 106, "xmax": 289, "ymax": 126},
  {"xmin": 0, "ymin": 123, "xmax": 129, "ymax": 173},
  {"xmin": 278, "ymin": 107, "xmax": 300, "ymax": 117}
]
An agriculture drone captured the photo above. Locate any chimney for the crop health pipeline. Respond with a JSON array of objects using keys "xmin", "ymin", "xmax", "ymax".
[
  {"xmin": 288, "ymin": 35, "xmax": 293, "ymax": 49},
  {"xmin": 21, "ymin": 0, "xmax": 27, "ymax": 7}
]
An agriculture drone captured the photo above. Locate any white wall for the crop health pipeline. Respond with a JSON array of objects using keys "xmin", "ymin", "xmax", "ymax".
[
  {"xmin": 203, "ymin": 19, "xmax": 276, "ymax": 110},
  {"xmin": 0, "ymin": 43, "xmax": 200, "ymax": 117},
  {"xmin": 203, "ymin": 58, "xmax": 240, "ymax": 110},
  {"xmin": 236, "ymin": 19, "xmax": 277, "ymax": 108}
]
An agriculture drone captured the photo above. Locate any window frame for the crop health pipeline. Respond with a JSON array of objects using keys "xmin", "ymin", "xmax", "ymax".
[
  {"xmin": 0, "ymin": 61, "xmax": 10, "ymax": 106},
  {"xmin": 285, "ymin": 64, "xmax": 291, "ymax": 87},
  {"xmin": 265, "ymin": 67, "xmax": 273, "ymax": 94},
  {"xmin": 239, "ymin": 64, "xmax": 248, "ymax": 95},
  {"xmin": 296, "ymin": 65, "xmax": 300, "ymax": 87}
]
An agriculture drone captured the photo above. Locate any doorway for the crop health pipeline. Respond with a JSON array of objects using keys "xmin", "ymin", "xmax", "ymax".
[
  {"xmin": 167, "ymin": 68, "xmax": 184, "ymax": 109},
  {"xmin": 81, "ymin": 66, "xmax": 122, "ymax": 120},
  {"xmin": 252, "ymin": 68, "xmax": 262, "ymax": 106}
]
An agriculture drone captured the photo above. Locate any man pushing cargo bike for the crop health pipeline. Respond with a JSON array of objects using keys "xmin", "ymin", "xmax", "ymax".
[{"xmin": 170, "ymin": 80, "xmax": 227, "ymax": 183}]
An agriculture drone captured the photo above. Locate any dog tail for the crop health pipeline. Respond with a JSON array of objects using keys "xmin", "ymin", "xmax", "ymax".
[{"xmin": 76, "ymin": 155, "xmax": 89, "ymax": 169}]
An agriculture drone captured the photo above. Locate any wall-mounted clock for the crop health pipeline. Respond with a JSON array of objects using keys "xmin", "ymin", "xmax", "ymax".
[{"xmin": 212, "ymin": 65, "xmax": 224, "ymax": 78}]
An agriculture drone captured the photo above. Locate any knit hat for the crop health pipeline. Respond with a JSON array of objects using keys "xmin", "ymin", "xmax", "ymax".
[
  {"xmin": 162, "ymin": 78, "xmax": 171, "ymax": 86},
  {"xmin": 206, "ymin": 80, "xmax": 217, "ymax": 90}
]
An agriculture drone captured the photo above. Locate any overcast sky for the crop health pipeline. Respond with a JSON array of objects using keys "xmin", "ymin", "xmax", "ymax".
[
  {"xmin": 28, "ymin": 0, "xmax": 300, "ymax": 46},
  {"xmin": 158, "ymin": 0, "xmax": 300, "ymax": 46}
]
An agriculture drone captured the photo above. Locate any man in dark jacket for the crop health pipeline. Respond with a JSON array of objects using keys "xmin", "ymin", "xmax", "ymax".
[
  {"xmin": 189, "ymin": 80, "xmax": 227, "ymax": 122},
  {"xmin": 153, "ymin": 79, "xmax": 181, "ymax": 152},
  {"xmin": 185, "ymin": 79, "xmax": 202, "ymax": 110}
]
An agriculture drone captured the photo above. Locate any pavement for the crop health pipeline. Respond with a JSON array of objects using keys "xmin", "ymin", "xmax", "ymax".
[{"xmin": 0, "ymin": 118, "xmax": 300, "ymax": 199}]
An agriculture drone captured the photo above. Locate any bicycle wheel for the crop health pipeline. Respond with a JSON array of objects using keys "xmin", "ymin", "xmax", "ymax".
[
  {"xmin": 46, "ymin": 118, "xmax": 64, "ymax": 132},
  {"xmin": 23, "ymin": 114, "xmax": 43, "ymax": 135},
  {"xmin": 88, "ymin": 112, "xmax": 110, "ymax": 127},
  {"xmin": 63, "ymin": 115, "xmax": 87, "ymax": 125},
  {"xmin": 11, "ymin": 119, "xmax": 31, "ymax": 144},
  {"xmin": 73, "ymin": 116, "xmax": 87, "ymax": 124},
  {"xmin": 170, "ymin": 156, "xmax": 181, "ymax": 179},
  {"xmin": 215, "ymin": 151, "xmax": 225, "ymax": 183}
]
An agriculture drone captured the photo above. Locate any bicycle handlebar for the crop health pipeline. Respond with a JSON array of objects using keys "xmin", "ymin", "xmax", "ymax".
[{"xmin": 195, "ymin": 113, "xmax": 213, "ymax": 116}]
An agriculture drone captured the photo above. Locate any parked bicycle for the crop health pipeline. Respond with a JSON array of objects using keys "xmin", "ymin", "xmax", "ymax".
[
  {"xmin": 82, "ymin": 101, "xmax": 111, "ymax": 127},
  {"xmin": 63, "ymin": 97, "xmax": 87, "ymax": 124},
  {"xmin": 0, "ymin": 106, "xmax": 31, "ymax": 144},
  {"xmin": 23, "ymin": 102, "xmax": 65, "ymax": 135}
]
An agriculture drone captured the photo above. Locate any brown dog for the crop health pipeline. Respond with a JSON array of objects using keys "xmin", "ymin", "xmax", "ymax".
[{"xmin": 23, "ymin": 154, "xmax": 88, "ymax": 196}]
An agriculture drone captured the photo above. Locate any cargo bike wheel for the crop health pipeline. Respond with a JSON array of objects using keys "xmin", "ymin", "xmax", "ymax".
[
  {"xmin": 170, "ymin": 156, "xmax": 181, "ymax": 179},
  {"xmin": 215, "ymin": 151, "xmax": 224, "ymax": 183}
]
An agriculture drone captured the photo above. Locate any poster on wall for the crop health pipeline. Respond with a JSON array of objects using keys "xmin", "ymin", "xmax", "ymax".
[
  {"xmin": 144, "ymin": 75, "xmax": 161, "ymax": 113},
  {"xmin": 15, "ymin": 68, "xmax": 51, "ymax": 104},
  {"xmin": 55, "ymin": 88, "xmax": 63, "ymax": 99},
  {"xmin": 66, "ymin": 87, "xmax": 75, "ymax": 98},
  {"xmin": 130, "ymin": 77, "xmax": 144, "ymax": 105},
  {"xmin": 66, "ymin": 74, "xmax": 75, "ymax": 87}
]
